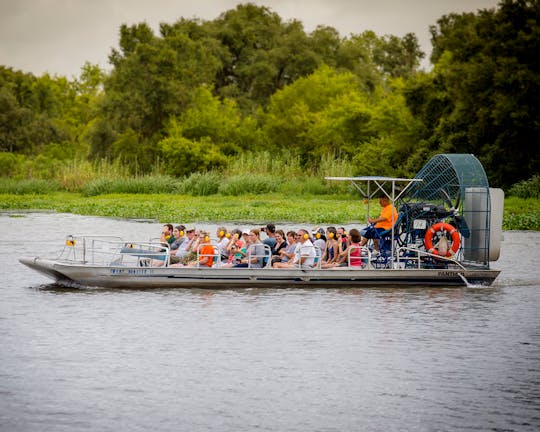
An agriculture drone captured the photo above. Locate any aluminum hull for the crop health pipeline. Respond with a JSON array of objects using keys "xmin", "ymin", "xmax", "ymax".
[{"xmin": 20, "ymin": 257, "xmax": 500, "ymax": 289}]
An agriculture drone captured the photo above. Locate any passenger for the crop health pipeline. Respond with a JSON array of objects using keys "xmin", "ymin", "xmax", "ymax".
[
  {"xmin": 360, "ymin": 195, "xmax": 398, "ymax": 254},
  {"xmin": 222, "ymin": 229, "xmax": 245, "ymax": 267},
  {"xmin": 177, "ymin": 228, "xmax": 197, "ymax": 263},
  {"xmin": 262, "ymin": 223, "xmax": 277, "ymax": 251},
  {"xmin": 167, "ymin": 224, "xmax": 186, "ymax": 265},
  {"xmin": 333, "ymin": 228, "xmax": 364, "ymax": 267},
  {"xmin": 152, "ymin": 223, "xmax": 178, "ymax": 266},
  {"xmin": 312, "ymin": 227, "xmax": 327, "ymax": 259},
  {"xmin": 321, "ymin": 226, "xmax": 339, "ymax": 268},
  {"xmin": 274, "ymin": 229, "xmax": 316, "ymax": 269},
  {"xmin": 187, "ymin": 231, "xmax": 215, "ymax": 267},
  {"xmin": 216, "ymin": 226, "xmax": 230, "ymax": 261},
  {"xmin": 170, "ymin": 225, "xmax": 186, "ymax": 252},
  {"xmin": 270, "ymin": 229, "xmax": 287, "ymax": 265},
  {"xmin": 160, "ymin": 223, "xmax": 175, "ymax": 246},
  {"xmin": 337, "ymin": 226, "xmax": 349, "ymax": 256},
  {"xmin": 234, "ymin": 229, "xmax": 267, "ymax": 268},
  {"xmin": 273, "ymin": 231, "xmax": 297, "ymax": 267}
]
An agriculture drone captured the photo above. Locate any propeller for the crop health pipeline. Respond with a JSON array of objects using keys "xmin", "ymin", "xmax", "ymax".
[{"xmin": 439, "ymin": 188, "xmax": 470, "ymax": 238}]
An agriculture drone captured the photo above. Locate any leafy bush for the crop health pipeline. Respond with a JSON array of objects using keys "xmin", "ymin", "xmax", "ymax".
[
  {"xmin": 507, "ymin": 175, "xmax": 540, "ymax": 199},
  {"xmin": 0, "ymin": 152, "xmax": 24, "ymax": 177},
  {"xmin": 218, "ymin": 174, "xmax": 282, "ymax": 195},
  {"xmin": 178, "ymin": 172, "xmax": 221, "ymax": 196}
]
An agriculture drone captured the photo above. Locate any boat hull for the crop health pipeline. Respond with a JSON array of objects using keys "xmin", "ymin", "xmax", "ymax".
[{"xmin": 19, "ymin": 257, "xmax": 500, "ymax": 289}]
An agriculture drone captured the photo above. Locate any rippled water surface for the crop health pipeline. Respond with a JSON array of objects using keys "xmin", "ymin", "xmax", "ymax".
[{"xmin": 1, "ymin": 213, "xmax": 539, "ymax": 431}]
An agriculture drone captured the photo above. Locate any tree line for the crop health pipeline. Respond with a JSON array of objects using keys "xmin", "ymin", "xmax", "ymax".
[{"xmin": 0, "ymin": 0, "xmax": 538, "ymax": 189}]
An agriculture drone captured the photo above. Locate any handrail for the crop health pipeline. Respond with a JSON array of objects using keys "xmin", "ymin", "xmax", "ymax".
[
  {"xmin": 293, "ymin": 244, "xmax": 318, "ymax": 269},
  {"xmin": 195, "ymin": 243, "xmax": 221, "ymax": 268},
  {"xmin": 246, "ymin": 244, "xmax": 272, "ymax": 268},
  {"xmin": 396, "ymin": 246, "xmax": 466, "ymax": 270},
  {"xmin": 347, "ymin": 245, "xmax": 370, "ymax": 268}
]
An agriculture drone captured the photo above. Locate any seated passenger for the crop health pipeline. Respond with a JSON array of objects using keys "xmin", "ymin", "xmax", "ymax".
[
  {"xmin": 271, "ymin": 229, "xmax": 287, "ymax": 260},
  {"xmin": 321, "ymin": 226, "xmax": 339, "ymax": 268},
  {"xmin": 332, "ymin": 228, "xmax": 364, "ymax": 267},
  {"xmin": 216, "ymin": 226, "xmax": 230, "ymax": 261},
  {"xmin": 360, "ymin": 196, "xmax": 398, "ymax": 254},
  {"xmin": 176, "ymin": 228, "xmax": 196, "ymax": 258},
  {"xmin": 187, "ymin": 231, "xmax": 215, "ymax": 267},
  {"xmin": 222, "ymin": 229, "xmax": 245, "ymax": 267},
  {"xmin": 272, "ymin": 231, "xmax": 297, "ymax": 266},
  {"xmin": 262, "ymin": 223, "xmax": 277, "ymax": 251},
  {"xmin": 159, "ymin": 223, "xmax": 175, "ymax": 247},
  {"xmin": 274, "ymin": 229, "xmax": 316, "ymax": 269},
  {"xmin": 234, "ymin": 229, "xmax": 267, "ymax": 268},
  {"xmin": 312, "ymin": 227, "xmax": 327, "ymax": 260}
]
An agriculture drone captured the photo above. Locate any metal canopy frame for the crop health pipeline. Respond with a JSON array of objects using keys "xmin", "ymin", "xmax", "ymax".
[{"xmin": 325, "ymin": 176, "xmax": 423, "ymax": 266}]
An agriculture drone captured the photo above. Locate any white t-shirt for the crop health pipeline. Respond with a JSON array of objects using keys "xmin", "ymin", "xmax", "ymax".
[{"xmin": 293, "ymin": 239, "xmax": 316, "ymax": 267}]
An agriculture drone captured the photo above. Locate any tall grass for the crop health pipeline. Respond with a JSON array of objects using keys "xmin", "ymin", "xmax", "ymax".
[
  {"xmin": 0, "ymin": 178, "xmax": 61, "ymax": 194},
  {"xmin": 2, "ymin": 151, "xmax": 358, "ymax": 197}
]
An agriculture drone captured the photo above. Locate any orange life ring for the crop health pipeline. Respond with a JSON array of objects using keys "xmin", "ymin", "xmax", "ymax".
[{"xmin": 424, "ymin": 222, "xmax": 460, "ymax": 257}]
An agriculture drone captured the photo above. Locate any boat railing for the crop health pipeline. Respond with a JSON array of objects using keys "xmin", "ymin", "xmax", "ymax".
[
  {"xmin": 195, "ymin": 243, "xmax": 221, "ymax": 267},
  {"xmin": 118, "ymin": 241, "xmax": 171, "ymax": 266},
  {"xmin": 246, "ymin": 244, "xmax": 272, "ymax": 268},
  {"xmin": 395, "ymin": 246, "xmax": 466, "ymax": 270},
  {"xmin": 59, "ymin": 235, "xmax": 126, "ymax": 265}
]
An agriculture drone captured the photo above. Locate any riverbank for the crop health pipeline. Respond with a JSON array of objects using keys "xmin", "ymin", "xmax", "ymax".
[{"xmin": 1, "ymin": 192, "xmax": 538, "ymax": 230}]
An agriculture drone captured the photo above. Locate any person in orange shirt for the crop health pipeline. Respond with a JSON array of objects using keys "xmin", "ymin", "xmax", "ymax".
[
  {"xmin": 187, "ymin": 231, "xmax": 215, "ymax": 267},
  {"xmin": 360, "ymin": 196, "xmax": 398, "ymax": 254}
]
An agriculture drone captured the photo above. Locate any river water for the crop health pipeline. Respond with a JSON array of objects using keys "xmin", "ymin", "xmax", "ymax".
[{"xmin": 1, "ymin": 212, "xmax": 539, "ymax": 431}]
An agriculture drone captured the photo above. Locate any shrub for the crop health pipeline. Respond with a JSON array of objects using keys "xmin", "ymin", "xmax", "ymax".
[
  {"xmin": 178, "ymin": 172, "xmax": 221, "ymax": 196},
  {"xmin": 507, "ymin": 175, "xmax": 540, "ymax": 199},
  {"xmin": 0, "ymin": 152, "xmax": 24, "ymax": 177},
  {"xmin": 218, "ymin": 174, "xmax": 282, "ymax": 195}
]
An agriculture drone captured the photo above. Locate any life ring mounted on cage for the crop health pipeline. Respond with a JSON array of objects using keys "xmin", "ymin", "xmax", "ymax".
[{"xmin": 424, "ymin": 222, "xmax": 461, "ymax": 257}]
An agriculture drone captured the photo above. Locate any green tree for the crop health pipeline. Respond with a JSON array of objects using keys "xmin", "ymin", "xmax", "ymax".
[{"xmin": 425, "ymin": 0, "xmax": 540, "ymax": 187}]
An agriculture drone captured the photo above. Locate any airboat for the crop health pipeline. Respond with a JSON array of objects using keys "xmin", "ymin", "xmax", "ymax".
[{"xmin": 20, "ymin": 154, "xmax": 503, "ymax": 288}]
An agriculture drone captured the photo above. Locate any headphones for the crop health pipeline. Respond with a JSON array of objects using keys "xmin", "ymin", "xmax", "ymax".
[
  {"xmin": 328, "ymin": 232, "xmax": 335, "ymax": 239},
  {"xmin": 179, "ymin": 230, "xmax": 184, "ymax": 236},
  {"xmin": 204, "ymin": 235, "xmax": 210, "ymax": 242},
  {"xmin": 225, "ymin": 232, "xmax": 231, "ymax": 238},
  {"xmin": 219, "ymin": 230, "xmax": 225, "ymax": 237},
  {"xmin": 315, "ymin": 233, "xmax": 321, "ymax": 239},
  {"xmin": 303, "ymin": 233, "xmax": 309, "ymax": 240}
]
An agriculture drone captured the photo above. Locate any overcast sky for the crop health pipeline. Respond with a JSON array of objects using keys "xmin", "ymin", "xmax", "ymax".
[{"xmin": 0, "ymin": 0, "xmax": 500, "ymax": 78}]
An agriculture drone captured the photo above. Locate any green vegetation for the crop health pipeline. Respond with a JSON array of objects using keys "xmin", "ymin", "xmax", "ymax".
[
  {"xmin": 0, "ymin": 191, "xmax": 537, "ymax": 230},
  {"xmin": 1, "ymin": 1, "xmax": 538, "ymax": 221}
]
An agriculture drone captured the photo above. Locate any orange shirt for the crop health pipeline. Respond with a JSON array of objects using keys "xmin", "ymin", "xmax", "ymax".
[
  {"xmin": 199, "ymin": 244, "xmax": 215, "ymax": 267},
  {"xmin": 376, "ymin": 204, "xmax": 398, "ymax": 230}
]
